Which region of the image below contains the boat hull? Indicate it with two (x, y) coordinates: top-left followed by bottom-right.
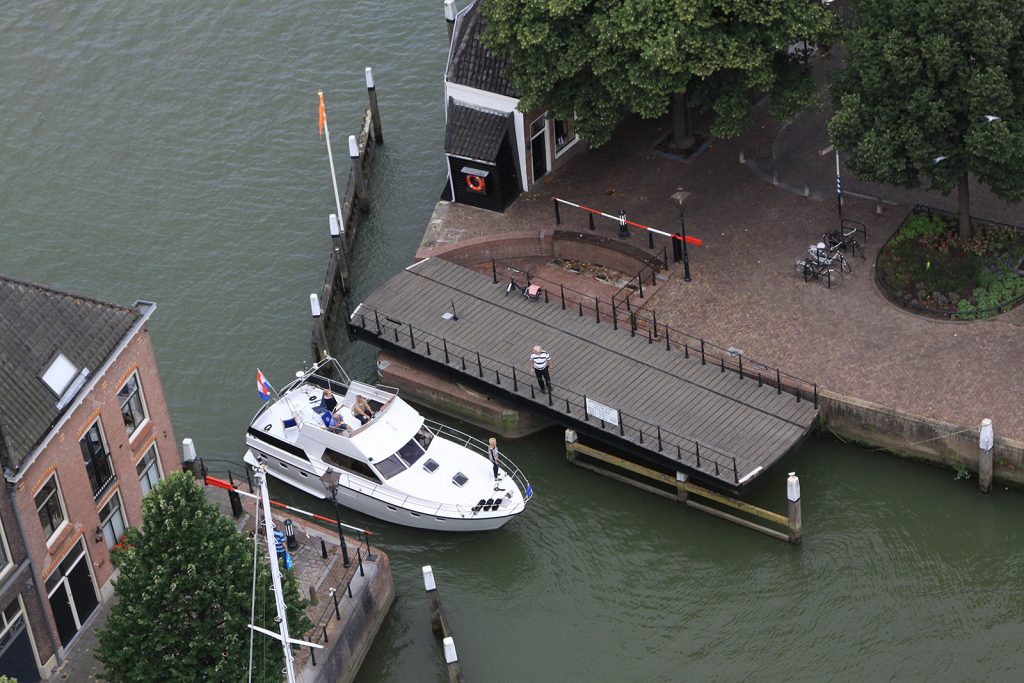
(244, 450), (518, 532)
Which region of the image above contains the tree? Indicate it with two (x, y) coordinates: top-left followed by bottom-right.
(481, 0), (833, 148)
(829, 0), (1024, 237)
(97, 472), (312, 683)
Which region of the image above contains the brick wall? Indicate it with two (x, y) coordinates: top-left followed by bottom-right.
(12, 325), (181, 614)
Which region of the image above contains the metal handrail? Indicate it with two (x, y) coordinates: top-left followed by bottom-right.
(421, 418), (533, 502)
(353, 307), (753, 483)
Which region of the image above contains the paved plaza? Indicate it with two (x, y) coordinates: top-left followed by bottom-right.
(434, 98), (1024, 443)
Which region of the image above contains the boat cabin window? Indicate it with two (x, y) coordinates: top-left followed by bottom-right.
(323, 449), (381, 483)
(374, 454), (407, 480)
(423, 459), (440, 473)
(396, 438), (425, 467)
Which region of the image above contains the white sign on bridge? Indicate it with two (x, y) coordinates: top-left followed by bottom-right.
(585, 398), (619, 426)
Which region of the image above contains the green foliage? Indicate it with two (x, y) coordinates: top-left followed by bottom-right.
(954, 460), (971, 480)
(0, 675), (17, 683)
(829, 1), (1024, 216)
(482, 0), (834, 146)
(879, 210), (1024, 317)
(97, 473), (312, 683)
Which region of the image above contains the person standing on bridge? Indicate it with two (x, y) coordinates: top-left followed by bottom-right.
(530, 345), (552, 393)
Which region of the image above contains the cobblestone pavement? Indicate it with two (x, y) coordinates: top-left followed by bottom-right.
(436, 99), (1024, 442)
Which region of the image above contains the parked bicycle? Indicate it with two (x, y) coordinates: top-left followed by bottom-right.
(794, 243), (845, 288)
(822, 218), (868, 259)
(506, 267), (543, 301)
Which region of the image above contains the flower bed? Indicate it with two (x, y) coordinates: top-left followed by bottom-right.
(876, 207), (1024, 320)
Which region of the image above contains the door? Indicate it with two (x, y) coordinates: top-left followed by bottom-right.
(46, 540), (99, 646)
(530, 115), (548, 184)
(0, 603), (42, 683)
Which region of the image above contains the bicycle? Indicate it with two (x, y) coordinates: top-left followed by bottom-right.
(822, 218), (868, 259)
(506, 267), (542, 301)
(794, 243), (844, 288)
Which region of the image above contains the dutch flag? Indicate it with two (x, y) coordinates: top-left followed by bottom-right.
(256, 369), (272, 401)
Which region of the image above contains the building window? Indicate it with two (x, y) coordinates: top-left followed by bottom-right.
(80, 422), (115, 499)
(554, 118), (577, 153)
(98, 493), (126, 549)
(117, 372), (148, 437)
(35, 476), (67, 543)
(136, 445), (162, 496)
(0, 517), (10, 578)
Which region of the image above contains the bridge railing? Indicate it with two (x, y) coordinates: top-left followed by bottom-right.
(490, 264), (818, 406)
(352, 306), (752, 483)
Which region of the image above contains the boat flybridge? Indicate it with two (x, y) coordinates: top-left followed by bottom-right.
(243, 357), (532, 531)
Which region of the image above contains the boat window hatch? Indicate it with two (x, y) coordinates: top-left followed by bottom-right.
(452, 472), (468, 487)
(375, 454), (408, 480)
(423, 459), (439, 473)
(396, 438), (425, 467)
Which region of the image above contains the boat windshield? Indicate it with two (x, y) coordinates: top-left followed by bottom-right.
(396, 438), (425, 467)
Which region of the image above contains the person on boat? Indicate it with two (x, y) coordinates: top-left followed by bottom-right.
(321, 409), (352, 435)
(488, 437), (503, 490)
(353, 396), (375, 424)
(319, 389), (339, 414)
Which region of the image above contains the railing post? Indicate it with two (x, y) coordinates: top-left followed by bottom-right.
(662, 245), (669, 270)
(813, 384), (818, 408)
(578, 300), (583, 317)
(733, 457), (738, 484)
(393, 326), (399, 343)
(357, 548), (365, 577)
(618, 410), (625, 436)
(512, 367), (518, 392)
(331, 588), (341, 620)
(426, 341), (431, 357)
(495, 369), (501, 385)
(491, 259), (498, 284)
(588, 213), (595, 231)
(560, 284), (566, 310)
(408, 323), (415, 349)
(647, 328), (652, 344)
(720, 357), (725, 373)
(565, 398), (571, 414)
(700, 339), (705, 365)
(461, 355), (466, 372)
(612, 305), (618, 330)
(757, 372), (762, 387)
(374, 310), (382, 335)
(594, 297), (600, 323)
(638, 274), (645, 298)
(477, 352), (483, 377)
(666, 327), (671, 351)
(583, 396), (589, 421)
(648, 228), (655, 249)
(652, 310), (657, 335)
(738, 355), (743, 379)
(554, 198), (561, 224)
(443, 339), (450, 364)
(695, 442), (701, 468)
(548, 388), (554, 407)
(630, 313), (636, 337)
(776, 368), (782, 395)
(657, 426), (662, 451)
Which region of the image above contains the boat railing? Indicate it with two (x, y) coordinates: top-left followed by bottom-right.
(339, 472), (525, 517)
(421, 418), (534, 502)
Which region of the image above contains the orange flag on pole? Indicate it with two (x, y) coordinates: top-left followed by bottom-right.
(318, 91), (326, 139)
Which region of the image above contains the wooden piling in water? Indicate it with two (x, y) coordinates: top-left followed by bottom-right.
(979, 418), (994, 494)
(423, 564), (465, 681)
(365, 67), (383, 143)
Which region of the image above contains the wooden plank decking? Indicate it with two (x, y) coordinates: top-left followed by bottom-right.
(349, 257), (818, 492)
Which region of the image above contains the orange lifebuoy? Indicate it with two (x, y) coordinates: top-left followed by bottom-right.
(466, 174), (486, 193)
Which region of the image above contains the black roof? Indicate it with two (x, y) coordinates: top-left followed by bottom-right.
(0, 276), (141, 472)
(445, 99), (512, 163)
(447, 1), (517, 98)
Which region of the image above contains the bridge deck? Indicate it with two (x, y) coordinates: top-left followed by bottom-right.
(350, 258), (818, 492)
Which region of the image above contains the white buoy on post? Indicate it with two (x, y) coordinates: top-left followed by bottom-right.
(365, 67), (383, 143)
(329, 213), (341, 238)
(423, 565), (442, 632)
(443, 636), (462, 683)
(349, 133), (367, 202)
(444, 0), (457, 42)
(310, 293), (326, 358)
(181, 437), (198, 476)
(979, 418), (994, 494)
(786, 472), (802, 544)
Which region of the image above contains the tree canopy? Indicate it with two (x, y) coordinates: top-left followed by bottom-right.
(97, 472), (311, 683)
(481, 0), (833, 146)
(829, 0), (1024, 235)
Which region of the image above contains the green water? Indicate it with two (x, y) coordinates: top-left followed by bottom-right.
(2, 2), (1023, 681)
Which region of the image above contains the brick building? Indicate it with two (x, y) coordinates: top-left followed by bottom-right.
(0, 276), (181, 680)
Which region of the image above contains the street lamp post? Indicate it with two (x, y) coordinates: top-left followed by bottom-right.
(320, 470), (351, 568)
(679, 206), (692, 282)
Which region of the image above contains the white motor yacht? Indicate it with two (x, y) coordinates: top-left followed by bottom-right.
(243, 357), (532, 531)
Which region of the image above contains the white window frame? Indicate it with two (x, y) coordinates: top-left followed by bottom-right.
(553, 116), (580, 158)
(117, 371), (149, 440)
(0, 514), (12, 581)
(35, 475), (69, 548)
(136, 444), (163, 496)
(98, 492), (127, 549)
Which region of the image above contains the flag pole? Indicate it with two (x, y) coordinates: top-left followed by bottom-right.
(319, 91), (347, 252)
(835, 149), (843, 219)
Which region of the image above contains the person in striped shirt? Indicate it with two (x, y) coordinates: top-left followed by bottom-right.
(530, 345), (552, 393)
